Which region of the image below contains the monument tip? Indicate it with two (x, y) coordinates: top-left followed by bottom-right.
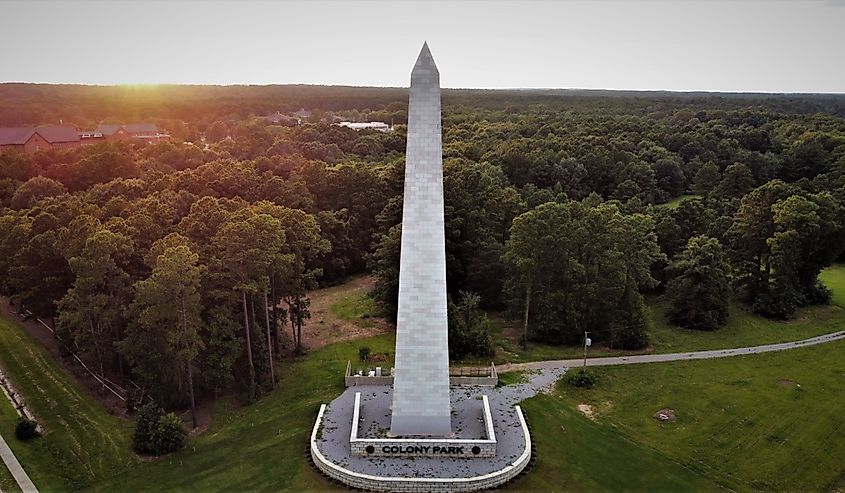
(414, 42), (438, 72)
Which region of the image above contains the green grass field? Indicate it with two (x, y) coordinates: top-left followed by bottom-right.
(549, 339), (845, 492)
(329, 292), (382, 328)
(647, 297), (845, 351)
(482, 298), (845, 366)
(0, 316), (136, 491)
(820, 263), (845, 308)
(90, 338), (845, 492)
(511, 394), (724, 492)
(658, 194), (701, 209)
(87, 331), (732, 493)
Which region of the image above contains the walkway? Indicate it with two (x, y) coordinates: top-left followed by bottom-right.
(500, 330), (845, 372)
(0, 431), (38, 493)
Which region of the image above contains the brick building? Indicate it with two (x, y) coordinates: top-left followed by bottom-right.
(0, 125), (82, 154)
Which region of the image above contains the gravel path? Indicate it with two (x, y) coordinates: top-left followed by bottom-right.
(500, 330), (845, 372)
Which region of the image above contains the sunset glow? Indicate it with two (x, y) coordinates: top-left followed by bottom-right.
(2, 0), (844, 92)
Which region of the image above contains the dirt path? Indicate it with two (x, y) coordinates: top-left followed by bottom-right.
(296, 275), (393, 351)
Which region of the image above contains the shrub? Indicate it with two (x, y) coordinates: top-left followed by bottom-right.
(15, 417), (39, 441)
(150, 413), (187, 455)
(566, 369), (597, 389)
(358, 346), (371, 361)
(753, 289), (799, 320)
(132, 403), (161, 454)
(132, 404), (187, 456)
(804, 280), (832, 305)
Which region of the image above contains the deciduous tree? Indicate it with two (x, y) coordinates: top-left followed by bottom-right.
(666, 236), (731, 330)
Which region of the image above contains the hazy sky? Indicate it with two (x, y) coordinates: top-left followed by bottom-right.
(2, 0), (844, 93)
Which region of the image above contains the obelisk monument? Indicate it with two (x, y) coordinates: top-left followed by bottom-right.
(390, 42), (452, 437)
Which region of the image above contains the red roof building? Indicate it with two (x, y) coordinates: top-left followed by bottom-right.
(0, 125), (82, 154)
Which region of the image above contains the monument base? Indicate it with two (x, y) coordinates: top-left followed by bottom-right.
(310, 383), (539, 493)
(351, 392), (496, 457)
(311, 404), (530, 492)
(388, 415), (453, 438)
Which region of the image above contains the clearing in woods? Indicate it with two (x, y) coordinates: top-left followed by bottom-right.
(298, 274), (391, 350)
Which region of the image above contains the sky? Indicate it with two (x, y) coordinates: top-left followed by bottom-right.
(1, 0), (844, 93)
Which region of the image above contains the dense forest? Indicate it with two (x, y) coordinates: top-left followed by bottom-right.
(1, 84), (845, 422)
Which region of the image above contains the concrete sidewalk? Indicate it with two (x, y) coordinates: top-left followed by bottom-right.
(501, 330), (845, 372)
(0, 431), (38, 493)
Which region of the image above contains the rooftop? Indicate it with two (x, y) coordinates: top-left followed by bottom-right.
(0, 125), (80, 145)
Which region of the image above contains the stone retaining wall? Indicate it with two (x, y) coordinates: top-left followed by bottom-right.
(345, 362), (499, 387)
(310, 403), (532, 492)
(0, 367), (40, 432)
(345, 375), (499, 387)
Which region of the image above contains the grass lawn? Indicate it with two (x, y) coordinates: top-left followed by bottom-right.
(658, 194), (701, 209)
(647, 297), (845, 352)
(0, 316), (136, 491)
(320, 270), (845, 367)
(511, 394), (724, 492)
(495, 370), (528, 387)
(483, 299), (845, 366)
(329, 291), (382, 328)
(3, 267), (845, 491)
(86, 335), (396, 492)
(88, 332), (731, 492)
(820, 263), (845, 308)
(2, 301), (843, 491)
(549, 339), (845, 492)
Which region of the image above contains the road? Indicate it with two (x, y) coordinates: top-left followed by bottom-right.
(500, 330), (845, 372)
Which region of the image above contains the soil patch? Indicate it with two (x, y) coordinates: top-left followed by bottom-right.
(296, 275), (392, 351)
(577, 403), (595, 420)
(654, 408), (676, 422)
(778, 379), (796, 387)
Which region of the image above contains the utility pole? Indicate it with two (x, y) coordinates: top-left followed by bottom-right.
(583, 331), (592, 369)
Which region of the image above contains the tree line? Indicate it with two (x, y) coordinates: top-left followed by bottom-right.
(1, 89), (844, 420)
(371, 99), (845, 350)
(0, 137), (392, 424)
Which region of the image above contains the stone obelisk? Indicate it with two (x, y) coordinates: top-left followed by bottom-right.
(390, 43), (452, 437)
